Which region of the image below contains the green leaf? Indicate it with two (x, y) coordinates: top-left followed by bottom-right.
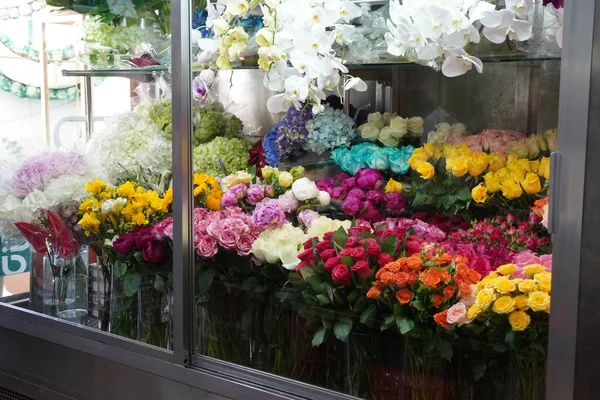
(333, 318), (353, 342)
(321, 318), (333, 329)
(196, 268), (216, 295)
(154, 275), (166, 293)
(306, 275), (323, 292)
(381, 315), (395, 330)
(113, 260), (127, 278)
(473, 360), (488, 381)
(505, 329), (516, 346)
(261, 266), (281, 280)
(316, 294), (331, 305)
(332, 226), (348, 249)
(134, 251), (144, 264)
(456, 186), (472, 201)
(412, 299), (425, 311)
(529, 342), (546, 355)
(396, 316), (415, 334)
(360, 303), (377, 327)
(242, 276), (259, 293)
(123, 273), (141, 297)
(437, 341), (454, 361)
(381, 235), (398, 257)
(341, 256), (354, 266)
(300, 266), (316, 280)
(288, 272), (301, 281)
(413, 191), (429, 207)
(311, 326), (327, 347)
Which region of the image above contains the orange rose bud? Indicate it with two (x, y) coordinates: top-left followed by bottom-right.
(432, 293), (444, 308)
(434, 310), (451, 328)
(367, 283), (385, 299)
(395, 289), (413, 305)
(440, 269), (451, 283)
(453, 255), (469, 266)
(422, 270), (441, 287)
(379, 271), (396, 284)
(465, 269), (482, 285)
(394, 271), (409, 286)
(456, 263), (469, 277)
(443, 285), (455, 299)
(406, 255), (424, 271)
(408, 272), (418, 285)
(386, 261), (401, 272)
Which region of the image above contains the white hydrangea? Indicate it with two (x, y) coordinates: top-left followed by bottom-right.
(86, 112), (172, 183)
(21, 174), (91, 213)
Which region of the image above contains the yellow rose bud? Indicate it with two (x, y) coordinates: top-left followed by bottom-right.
(494, 277), (517, 294)
(385, 178), (403, 193)
(521, 173), (542, 195)
(509, 167), (526, 182)
(483, 172), (501, 193)
(500, 179), (523, 200)
(451, 157), (469, 177)
(483, 277), (498, 289)
(468, 153), (489, 177)
(523, 264), (545, 276)
(529, 159), (540, 174)
(497, 263), (517, 276)
(278, 171), (294, 188)
(423, 143), (438, 158)
(534, 272), (552, 293)
(488, 154), (506, 172)
(494, 168), (510, 181)
(508, 310), (531, 331)
(475, 288), (496, 310)
(471, 183), (488, 204)
(408, 149), (429, 169)
(467, 305), (482, 320)
(518, 279), (538, 293)
(416, 162), (435, 180)
(539, 157), (550, 180)
(527, 291), (551, 312)
(492, 296), (517, 314)
(514, 295), (529, 310)
(538, 281), (551, 293)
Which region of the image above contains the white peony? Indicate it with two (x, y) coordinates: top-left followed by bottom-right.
(317, 191), (331, 206)
(291, 178), (320, 201)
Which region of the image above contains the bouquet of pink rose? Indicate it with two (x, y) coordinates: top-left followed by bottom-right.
(440, 215), (551, 276)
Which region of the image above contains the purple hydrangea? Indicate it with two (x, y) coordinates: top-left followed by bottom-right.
(274, 105), (314, 160)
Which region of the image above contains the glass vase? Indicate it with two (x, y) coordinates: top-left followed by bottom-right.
(195, 281), (251, 366)
(508, 352), (547, 400)
(343, 332), (382, 399)
(373, 335), (454, 400)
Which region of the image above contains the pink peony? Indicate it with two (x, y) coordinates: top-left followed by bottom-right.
(298, 209), (320, 228)
(275, 191), (299, 213)
(253, 200), (286, 230)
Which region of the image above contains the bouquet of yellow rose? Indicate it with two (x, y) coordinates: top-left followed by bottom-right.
(440, 263), (551, 400)
(407, 143), (550, 218)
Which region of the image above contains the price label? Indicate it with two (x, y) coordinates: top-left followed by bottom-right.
(1, 238), (31, 276)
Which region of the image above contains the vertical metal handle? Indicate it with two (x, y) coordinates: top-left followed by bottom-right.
(548, 151), (561, 234)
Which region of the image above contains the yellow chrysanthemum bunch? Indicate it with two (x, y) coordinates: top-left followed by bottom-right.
(466, 263), (551, 332)
(78, 179), (172, 237)
(193, 173), (223, 211)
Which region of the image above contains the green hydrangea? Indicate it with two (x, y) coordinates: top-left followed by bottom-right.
(193, 137), (250, 176)
(82, 18), (147, 52)
(193, 102), (243, 145)
(137, 99), (173, 137)
(139, 100), (244, 146)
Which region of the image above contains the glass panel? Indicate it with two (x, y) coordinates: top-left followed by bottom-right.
(0, 1), (174, 348)
(190, 1), (558, 399)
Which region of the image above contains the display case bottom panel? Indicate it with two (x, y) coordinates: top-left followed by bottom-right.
(0, 327), (231, 400)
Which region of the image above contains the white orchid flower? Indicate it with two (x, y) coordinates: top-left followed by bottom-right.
(442, 47), (483, 77)
(505, 0), (534, 19)
(482, 9), (533, 44)
(468, 1), (495, 22)
(225, 0), (249, 17)
(344, 77), (368, 92)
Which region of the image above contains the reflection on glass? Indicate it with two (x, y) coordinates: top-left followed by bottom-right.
(0, 0), (173, 349)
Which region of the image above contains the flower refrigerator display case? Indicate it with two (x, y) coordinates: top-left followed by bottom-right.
(0, 0), (596, 400)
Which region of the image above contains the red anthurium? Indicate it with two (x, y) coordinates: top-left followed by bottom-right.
(14, 222), (50, 255)
(46, 210), (78, 257)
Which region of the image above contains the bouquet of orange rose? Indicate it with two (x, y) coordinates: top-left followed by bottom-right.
(367, 250), (482, 398)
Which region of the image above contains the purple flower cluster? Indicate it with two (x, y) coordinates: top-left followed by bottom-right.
(317, 168), (407, 222)
(11, 151), (86, 198)
(272, 105), (314, 161)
